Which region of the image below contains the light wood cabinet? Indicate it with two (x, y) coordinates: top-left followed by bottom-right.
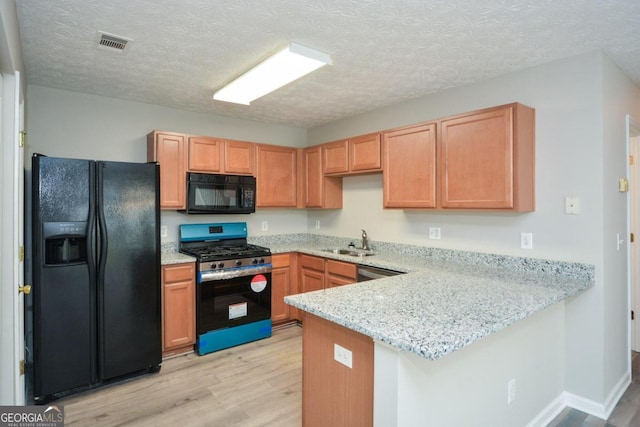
(326, 259), (357, 288)
(383, 123), (437, 208)
(439, 103), (534, 211)
(187, 136), (254, 175)
(323, 133), (382, 175)
(161, 262), (195, 357)
(300, 254), (326, 293)
(302, 313), (374, 427)
(225, 140), (255, 175)
(187, 136), (222, 172)
(322, 140), (349, 174)
(304, 146), (342, 208)
(147, 131), (187, 210)
(256, 144), (298, 207)
(272, 253), (292, 324)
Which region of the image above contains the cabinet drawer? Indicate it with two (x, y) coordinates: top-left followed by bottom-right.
(272, 253), (290, 269)
(326, 259), (357, 280)
(300, 254), (325, 271)
(163, 263), (195, 283)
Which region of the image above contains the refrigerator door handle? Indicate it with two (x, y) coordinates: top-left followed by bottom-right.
(96, 163), (109, 278)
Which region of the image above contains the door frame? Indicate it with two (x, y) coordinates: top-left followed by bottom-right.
(628, 115), (640, 356)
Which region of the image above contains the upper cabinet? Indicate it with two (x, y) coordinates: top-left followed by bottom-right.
(323, 133), (382, 175)
(256, 144), (299, 208)
(304, 146), (342, 209)
(383, 123), (437, 209)
(439, 103), (534, 211)
(148, 102), (534, 213)
(147, 131), (186, 209)
(187, 136), (254, 175)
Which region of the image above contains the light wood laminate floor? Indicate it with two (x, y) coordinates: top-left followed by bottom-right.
(58, 324), (640, 427)
(58, 324), (302, 427)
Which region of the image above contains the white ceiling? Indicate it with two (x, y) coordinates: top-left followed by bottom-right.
(14, 0), (640, 129)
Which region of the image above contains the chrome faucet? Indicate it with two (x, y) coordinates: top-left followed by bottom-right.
(361, 229), (370, 251)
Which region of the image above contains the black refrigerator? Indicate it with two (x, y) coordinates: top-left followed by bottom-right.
(31, 154), (162, 402)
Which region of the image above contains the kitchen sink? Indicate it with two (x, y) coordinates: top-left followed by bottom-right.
(321, 248), (375, 257)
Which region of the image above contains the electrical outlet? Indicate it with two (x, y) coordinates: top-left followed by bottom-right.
(507, 378), (516, 404)
(160, 226), (168, 238)
(315, 220), (320, 229)
(334, 344), (353, 368)
(565, 196), (581, 214)
(520, 232), (533, 249)
(261, 221), (268, 231)
(428, 227), (441, 240)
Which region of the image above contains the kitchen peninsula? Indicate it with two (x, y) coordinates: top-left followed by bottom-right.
(279, 235), (594, 427)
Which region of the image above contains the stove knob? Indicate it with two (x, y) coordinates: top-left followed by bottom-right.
(252, 259), (258, 265)
(259, 258), (265, 264)
(218, 262), (225, 269)
(210, 263), (217, 269)
(235, 260), (242, 267)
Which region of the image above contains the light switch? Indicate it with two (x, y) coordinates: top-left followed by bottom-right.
(565, 197), (580, 215)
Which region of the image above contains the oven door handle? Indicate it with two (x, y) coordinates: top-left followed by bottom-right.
(199, 265), (272, 282)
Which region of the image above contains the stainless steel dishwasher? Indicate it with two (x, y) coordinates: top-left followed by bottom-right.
(357, 265), (404, 282)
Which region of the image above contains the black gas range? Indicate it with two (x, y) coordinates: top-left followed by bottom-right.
(179, 222), (272, 355)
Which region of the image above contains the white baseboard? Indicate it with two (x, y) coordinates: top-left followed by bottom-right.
(526, 370), (631, 426)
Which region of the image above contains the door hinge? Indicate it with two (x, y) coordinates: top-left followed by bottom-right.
(19, 131), (26, 148)
(631, 155), (635, 166)
(19, 360), (25, 375)
(632, 310), (635, 320)
(632, 233), (635, 243)
(18, 245), (24, 262)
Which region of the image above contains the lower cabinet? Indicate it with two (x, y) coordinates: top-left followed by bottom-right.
(326, 259), (357, 287)
(272, 253), (302, 324)
(300, 254), (326, 293)
(161, 263), (195, 357)
(302, 313), (374, 427)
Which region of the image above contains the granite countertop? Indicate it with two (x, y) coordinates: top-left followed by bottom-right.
(255, 234), (594, 361)
(160, 243), (196, 265)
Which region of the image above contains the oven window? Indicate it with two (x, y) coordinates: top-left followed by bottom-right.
(197, 273), (271, 334)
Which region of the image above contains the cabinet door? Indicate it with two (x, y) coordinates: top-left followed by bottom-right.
(323, 140), (349, 174)
(188, 136), (222, 173)
(147, 131), (186, 209)
(383, 123), (436, 208)
(439, 103), (534, 210)
(301, 268), (325, 293)
(162, 263), (195, 353)
(271, 254), (291, 324)
(350, 133), (381, 172)
(256, 144), (297, 207)
(224, 140), (255, 175)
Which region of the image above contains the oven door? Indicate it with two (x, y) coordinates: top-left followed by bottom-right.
(197, 271), (271, 335)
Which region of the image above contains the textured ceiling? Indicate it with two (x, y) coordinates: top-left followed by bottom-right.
(14, 0), (640, 128)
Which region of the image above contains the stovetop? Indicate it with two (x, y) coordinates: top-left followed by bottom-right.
(180, 243), (271, 263)
(178, 222), (271, 266)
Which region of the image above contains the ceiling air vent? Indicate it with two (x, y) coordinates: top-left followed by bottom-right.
(95, 31), (133, 54)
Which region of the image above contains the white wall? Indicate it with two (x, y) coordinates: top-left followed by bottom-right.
(24, 86), (310, 241)
(307, 52), (604, 263)
(307, 50), (640, 410)
(374, 303), (565, 427)
(601, 55), (640, 397)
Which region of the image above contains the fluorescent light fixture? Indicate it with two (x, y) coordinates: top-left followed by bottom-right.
(213, 43), (332, 105)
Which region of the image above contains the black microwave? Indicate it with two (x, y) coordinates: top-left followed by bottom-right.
(182, 173), (256, 214)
